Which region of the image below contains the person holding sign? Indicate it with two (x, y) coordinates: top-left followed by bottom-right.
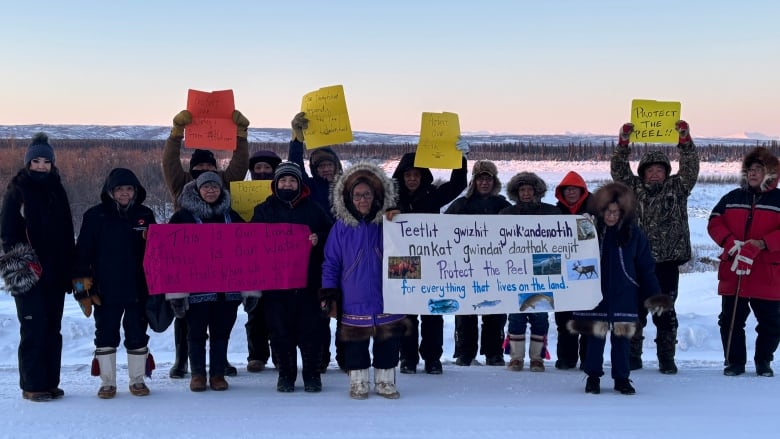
(320, 162), (406, 399)
(444, 160), (511, 367)
(162, 108), (249, 379)
(244, 150), (282, 373)
(250, 161), (333, 393)
(611, 120), (699, 374)
(392, 149), (468, 375)
(499, 172), (559, 372)
(553, 171), (593, 370)
(290, 111), (343, 372)
(708, 147), (780, 377)
(568, 182), (670, 395)
(73, 168), (156, 399)
(1, 133), (75, 402)
(166, 172), (245, 392)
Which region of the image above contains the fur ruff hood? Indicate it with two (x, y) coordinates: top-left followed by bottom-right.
(177, 179), (233, 220)
(589, 182), (636, 224)
(331, 162), (397, 227)
(741, 147), (779, 192)
(506, 172), (546, 203)
(466, 160), (501, 198)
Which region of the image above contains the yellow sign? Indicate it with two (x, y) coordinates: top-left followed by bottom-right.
(300, 85), (353, 149)
(414, 112), (462, 169)
(630, 99), (682, 144)
(230, 180), (273, 221)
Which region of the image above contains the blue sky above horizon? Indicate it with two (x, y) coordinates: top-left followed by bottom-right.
(2, 1), (778, 138)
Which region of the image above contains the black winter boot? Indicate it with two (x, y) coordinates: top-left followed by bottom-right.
(656, 330), (678, 375)
(614, 378), (636, 395)
(276, 350), (298, 392)
(756, 360), (774, 377)
(169, 319), (189, 379)
(585, 376), (600, 394)
(629, 334), (644, 371)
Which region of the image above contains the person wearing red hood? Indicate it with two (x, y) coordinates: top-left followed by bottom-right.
(553, 171), (592, 370)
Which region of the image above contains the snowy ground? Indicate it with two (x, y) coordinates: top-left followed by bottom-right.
(1, 160), (777, 438)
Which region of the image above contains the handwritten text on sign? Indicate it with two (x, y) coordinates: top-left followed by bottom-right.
(300, 85), (353, 149)
(186, 89), (236, 151)
(630, 99), (681, 144)
(414, 112), (462, 169)
(382, 214), (602, 315)
(143, 223), (311, 294)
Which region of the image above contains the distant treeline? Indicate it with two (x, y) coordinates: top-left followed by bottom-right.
(0, 138), (777, 231)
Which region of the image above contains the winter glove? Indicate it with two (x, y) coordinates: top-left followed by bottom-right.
(675, 120), (691, 145)
(644, 294), (674, 317)
(318, 288), (341, 318)
(731, 242), (761, 276)
(291, 112), (308, 142)
(727, 239), (744, 257)
(171, 110), (192, 138)
(72, 277), (101, 318)
(455, 136), (470, 156)
(169, 297), (189, 319)
(618, 123), (634, 147)
(232, 110), (250, 138)
(241, 290), (262, 313)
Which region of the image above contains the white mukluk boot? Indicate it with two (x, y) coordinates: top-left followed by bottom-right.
(507, 335), (525, 371)
(349, 368), (370, 400)
(96, 347), (117, 399)
(529, 335), (546, 372)
(128, 347), (151, 396)
(374, 368), (400, 399)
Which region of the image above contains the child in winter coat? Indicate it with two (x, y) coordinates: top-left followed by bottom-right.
(568, 182), (672, 395)
(73, 168), (157, 399)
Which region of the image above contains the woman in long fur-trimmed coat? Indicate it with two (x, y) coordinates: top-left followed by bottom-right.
(319, 162), (406, 400)
(567, 182), (670, 395)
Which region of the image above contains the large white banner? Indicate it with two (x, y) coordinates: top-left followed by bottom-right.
(382, 214), (602, 315)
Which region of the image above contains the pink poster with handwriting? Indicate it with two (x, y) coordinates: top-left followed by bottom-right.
(143, 223), (311, 294)
(185, 89), (236, 151)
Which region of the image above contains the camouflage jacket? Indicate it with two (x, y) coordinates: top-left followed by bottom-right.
(610, 142), (699, 264)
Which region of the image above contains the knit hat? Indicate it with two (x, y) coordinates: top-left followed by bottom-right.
(190, 149), (217, 170)
(195, 171), (224, 190)
(274, 161), (303, 183)
(24, 132), (55, 166)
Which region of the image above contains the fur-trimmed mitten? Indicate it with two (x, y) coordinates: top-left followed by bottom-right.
(318, 288), (341, 318)
(232, 110), (250, 138)
(73, 277), (101, 318)
(644, 294), (675, 317)
(291, 112), (308, 142)
(566, 320), (609, 339)
(618, 123), (634, 147)
(171, 110), (192, 138)
(0, 243), (42, 296)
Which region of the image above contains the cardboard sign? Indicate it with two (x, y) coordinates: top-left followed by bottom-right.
(382, 214), (602, 314)
(300, 85), (353, 149)
(630, 99), (682, 144)
(143, 223), (311, 294)
(414, 112), (462, 169)
(230, 180), (273, 222)
(185, 89), (236, 151)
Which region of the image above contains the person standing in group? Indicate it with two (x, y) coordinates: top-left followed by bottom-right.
(320, 162), (407, 399)
(245, 150), (282, 373)
(289, 112), (343, 372)
(611, 120), (699, 374)
(166, 172), (244, 392)
(499, 172), (558, 372)
(708, 147), (780, 377)
(0, 133), (76, 402)
(161, 109), (249, 379)
(568, 182), (671, 395)
(73, 168), (156, 399)
(392, 144), (469, 375)
(251, 161), (332, 393)
(553, 171), (592, 370)
(445, 160), (510, 367)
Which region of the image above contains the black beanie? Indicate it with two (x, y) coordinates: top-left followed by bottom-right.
(25, 132), (55, 166)
(190, 149), (217, 170)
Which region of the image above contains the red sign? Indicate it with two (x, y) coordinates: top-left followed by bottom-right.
(185, 89), (236, 151)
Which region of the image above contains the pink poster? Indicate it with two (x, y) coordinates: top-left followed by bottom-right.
(185, 89), (236, 151)
(143, 223), (312, 294)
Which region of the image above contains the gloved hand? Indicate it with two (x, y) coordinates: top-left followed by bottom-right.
(455, 137), (470, 156)
(232, 110), (250, 138)
(243, 296), (259, 313)
(727, 240), (744, 257)
(675, 120), (691, 145)
(291, 112), (308, 142)
(618, 123), (634, 147)
(72, 277), (101, 318)
(731, 242), (761, 276)
(171, 110), (192, 138)
(644, 294), (674, 317)
(169, 297), (189, 319)
(318, 288), (341, 318)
